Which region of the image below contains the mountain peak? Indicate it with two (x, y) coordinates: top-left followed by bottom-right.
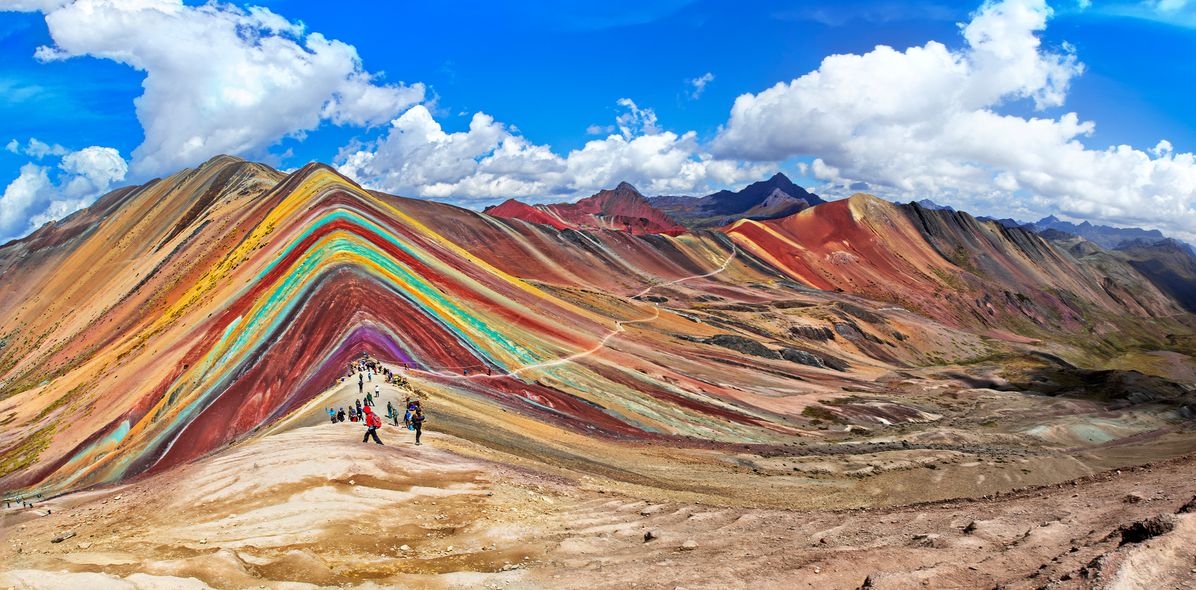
(487, 182), (684, 235)
(614, 181), (641, 194)
(646, 171), (821, 228)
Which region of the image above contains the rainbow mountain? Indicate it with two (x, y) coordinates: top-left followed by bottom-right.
(1, 156), (1193, 497)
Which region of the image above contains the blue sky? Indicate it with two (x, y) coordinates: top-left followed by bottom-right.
(1, 0), (1194, 242)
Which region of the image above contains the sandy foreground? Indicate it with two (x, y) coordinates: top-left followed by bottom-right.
(2, 416), (1195, 590)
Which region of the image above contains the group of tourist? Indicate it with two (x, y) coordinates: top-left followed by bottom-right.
(3, 493), (42, 510)
(325, 354), (426, 446)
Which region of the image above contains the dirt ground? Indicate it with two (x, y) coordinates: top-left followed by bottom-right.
(3, 418), (1195, 590)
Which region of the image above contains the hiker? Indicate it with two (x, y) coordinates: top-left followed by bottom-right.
(326, 407), (336, 423)
(358, 373), (364, 393)
(374, 384), (380, 398)
(411, 409), (426, 445)
(386, 400), (395, 421)
(355, 398), (363, 416)
(337, 407), (346, 422)
(362, 406), (383, 445)
(364, 391), (373, 407)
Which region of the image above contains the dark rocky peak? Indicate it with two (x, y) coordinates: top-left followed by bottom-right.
(613, 181), (642, 195)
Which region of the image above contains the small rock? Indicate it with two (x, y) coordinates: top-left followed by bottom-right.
(400, 544), (411, 552)
(963, 521), (978, 534)
(680, 539), (698, 551)
(446, 545), (454, 552)
(644, 529), (660, 542)
(113, 495), (121, 501)
(911, 533), (946, 548)
(1116, 515), (1176, 546)
(77, 542), (92, 550)
(50, 531), (76, 543)
(199, 538), (207, 545)
(1123, 493), (1144, 504)
(349, 480), (356, 485)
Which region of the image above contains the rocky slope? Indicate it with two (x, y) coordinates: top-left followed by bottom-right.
(1115, 238), (1196, 313)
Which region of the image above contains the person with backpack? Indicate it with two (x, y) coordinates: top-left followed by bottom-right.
(326, 407), (336, 423)
(337, 407), (346, 422)
(411, 409), (426, 445)
(362, 406), (383, 445)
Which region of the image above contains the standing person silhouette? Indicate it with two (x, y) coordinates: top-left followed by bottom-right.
(411, 409), (426, 445)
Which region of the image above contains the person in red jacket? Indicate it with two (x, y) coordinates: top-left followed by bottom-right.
(362, 405), (383, 445)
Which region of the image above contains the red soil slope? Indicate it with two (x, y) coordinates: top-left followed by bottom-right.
(724, 194), (1180, 332)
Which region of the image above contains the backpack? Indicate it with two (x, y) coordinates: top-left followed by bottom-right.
(367, 413), (382, 428)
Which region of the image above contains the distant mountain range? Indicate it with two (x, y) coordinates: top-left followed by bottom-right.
(485, 172), (824, 235)
(484, 181), (687, 236)
(1025, 215), (1172, 250)
(648, 173), (825, 228)
(917, 200), (1196, 257)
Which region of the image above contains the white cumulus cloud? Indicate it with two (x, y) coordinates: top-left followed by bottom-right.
(337, 101), (769, 203)
(5, 0), (424, 176)
(713, 0), (1196, 240)
(0, 142), (128, 241)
